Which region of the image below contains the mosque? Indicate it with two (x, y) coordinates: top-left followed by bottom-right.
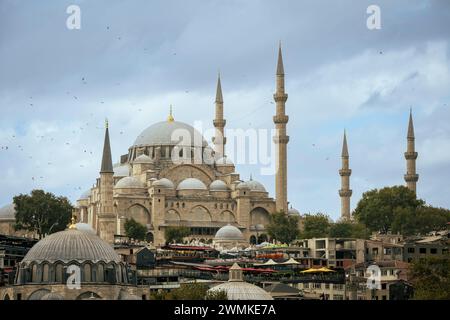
(74, 46), (299, 246)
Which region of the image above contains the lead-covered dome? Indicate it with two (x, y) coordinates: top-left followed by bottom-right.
(209, 180), (229, 191)
(133, 154), (152, 163)
(215, 224), (244, 240)
(177, 178), (207, 190)
(153, 178), (174, 189)
(0, 203), (15, 219)
(288, 207), (301, 216)
(22, 229), (121, 263)
(115, 176), (146, 189)
(246, 180), (266, 192)
(78, 190), (91, 201)
(133, 121), (207, 148)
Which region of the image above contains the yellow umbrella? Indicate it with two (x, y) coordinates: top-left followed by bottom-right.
(317, 267), (336, 273)
(300, 268), (321, 273)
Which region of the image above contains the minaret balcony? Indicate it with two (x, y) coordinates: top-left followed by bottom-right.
(213, 119), (226, 127)
(212, 136), (227, 144)
(273, 135), (290, 144)
(273, 93), (288, 102)
(339, 169), (352, 176)
(404, 151), (418, 160)
(273, 115), (289, 124)
(404, 174), (419, 182)
(339, 189), (353, 197)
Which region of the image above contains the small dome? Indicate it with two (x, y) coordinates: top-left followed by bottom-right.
(115, 176), (146, 189)
(153, 178), (174, 189)
(209, 180), (229, 191)
(0, 203), (15, 219)
(216, 156), (234, 166)
(75, 222), (96, 234)
(288, 207), (301, 216)
(177, 178), (207, 190)
(78, 190), (91, 201)
(114, 164), (130, 177)
(209, 281), (273, 300)
(246, 180), (266, 192)
(236, 182), (250, 190)
(134, 154), (152, 164)
(215, 224), (244, 240)
(22, 229), (121, 263)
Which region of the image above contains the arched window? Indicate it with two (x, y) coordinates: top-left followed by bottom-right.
(42, 264), (49, 282)
(97, 264), (104, 282)
(83, 264), (91, 282)
(31, 264), (38, 283)
(55, 264), (63, 283)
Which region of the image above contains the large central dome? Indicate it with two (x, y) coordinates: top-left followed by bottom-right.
(133, 121), (208, 148)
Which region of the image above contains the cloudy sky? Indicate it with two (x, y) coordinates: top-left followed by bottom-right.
(0, 0), (449, 221)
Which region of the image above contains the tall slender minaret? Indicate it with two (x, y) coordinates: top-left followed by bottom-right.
(339, 131), (352, 220)
(98, 119), (115, 244)
(273, 44), (289, 213)
(213, 73), (226, 158)
(404, 110), (419, 194)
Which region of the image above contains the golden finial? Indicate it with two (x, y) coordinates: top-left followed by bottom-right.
(105, 118), (109, 129)
(167, 104), (174, 123)
(68, 213), (77, 230)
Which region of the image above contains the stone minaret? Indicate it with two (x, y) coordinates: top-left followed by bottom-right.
(213, 73), (226, 158)
(404, 110), (419, 194)
(98, 119), (115, 244)
(273, 44), (289, 213)
(339, 131), (352, 220)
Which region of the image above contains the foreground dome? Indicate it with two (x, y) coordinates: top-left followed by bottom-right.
(22, 229), (121, 263)
(133, 121), (207, 148)
(115, 176), (146, 189)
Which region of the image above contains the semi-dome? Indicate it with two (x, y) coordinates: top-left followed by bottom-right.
(246, 180), (266, 192)
(115, 176), (146, 189)
(133, 121), (207, 148)
(133, 154), (152, 163)
(114, 164), (130, 177)
(78, 190), (91, 201)
(153, 178), (174, 189)
(0, 203), (15, 219)
(215, 224), (244, 240)
(177, 178), (207, 190)
(21, 229), (121, 263)
(40, 292), (64, 300)
(209, 180), (229, 191)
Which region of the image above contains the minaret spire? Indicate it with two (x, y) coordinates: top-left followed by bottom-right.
(98, 119), (115, 244)
(273, 43), (289, 213)
(404, 109), (419, 194)
(213, 72), (226, 158)
(100, 119), (113, 173)
(339, 130), (352, 220)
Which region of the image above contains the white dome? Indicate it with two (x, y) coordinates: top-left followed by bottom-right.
(236, 181), (250, 190)
(177, 178), (207, 190)
(209, 180), (229, 191)
(113, 164), (130, 177)
(134, 154), (152, 163)
(153, 178), (174, 189)
(133, 121), (207, 147)
(115, 176), (146, 189)
(209, 281), (273, 300)
(288, 207), (301, 216)
(0, 203), (15, 219)
(216, 156), (234, 166)
(246, 180), (266, 192)
(78, 190), (91, 200)
(215, 224), (244, 240)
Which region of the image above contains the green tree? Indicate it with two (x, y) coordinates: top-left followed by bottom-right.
(124, 218), (147, 241)
(150, 283), (228, 300)
(353, 186), (424, 234)
(267, 211), (299, 244)
(165, 226), (191, 244)
(300, 213), (330, 238)
(329, 221), (370, 239)
(409, 256), (450, 300)
(13, 189), (73, 239)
